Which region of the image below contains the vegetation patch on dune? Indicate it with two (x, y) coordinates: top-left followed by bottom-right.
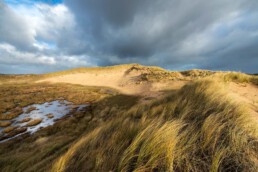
(214, 72), (258, 85)
(181, 69), (215, 78)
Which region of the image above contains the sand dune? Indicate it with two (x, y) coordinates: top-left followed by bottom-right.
(38, 64), (187, 95)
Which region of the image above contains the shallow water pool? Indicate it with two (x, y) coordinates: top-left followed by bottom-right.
(0, 100), (88, 142)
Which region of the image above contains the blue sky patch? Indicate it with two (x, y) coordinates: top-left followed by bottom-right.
(5, 0), (63, 5)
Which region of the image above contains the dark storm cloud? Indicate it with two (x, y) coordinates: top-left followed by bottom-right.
(64, 0), (258, 73)
(0, 0), (258, 73)
(202, 37), (258, 73)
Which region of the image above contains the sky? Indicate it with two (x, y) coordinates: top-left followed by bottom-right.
(0, 0), (257, 74)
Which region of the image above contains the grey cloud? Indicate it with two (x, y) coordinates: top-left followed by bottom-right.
(65, 0), (258, 73)
(202, 37), (258, 73)
(0, 50), (95, 74)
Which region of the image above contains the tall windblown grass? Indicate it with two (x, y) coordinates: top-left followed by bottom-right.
(52, 119), (142, 172)
(52, 79), (258, 172)
(214, 72), (258, 85)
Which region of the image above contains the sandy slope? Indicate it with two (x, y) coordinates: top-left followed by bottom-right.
(38, 68), (145, 94)
(40, 71), (127, 92)
(229, 82), (258, 120)
(37, 65), (187, 95)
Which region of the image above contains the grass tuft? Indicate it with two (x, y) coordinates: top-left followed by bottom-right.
(26, 119), (43, 127)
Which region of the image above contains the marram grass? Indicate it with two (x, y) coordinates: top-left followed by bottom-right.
(52, 79), (258, 172)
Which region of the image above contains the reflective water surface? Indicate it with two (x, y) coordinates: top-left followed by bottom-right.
(0, 100), (88, 142)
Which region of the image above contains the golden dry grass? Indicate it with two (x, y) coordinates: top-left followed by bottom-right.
(0, 65), (258, 172)
(3, 126), (17, 133)
(0, 108), (23, 120)
(0, 80), (130, 171)
(214, 72), (258, 85)
(51, 79), (258, 172)
(0, 121), (12, 127)
(0, 83), (109, 116)
(26, 119), (43, 127)
(25, 107), (37, 114)
(18, 117), (31, 123)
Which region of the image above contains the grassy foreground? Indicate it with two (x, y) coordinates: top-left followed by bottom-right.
(0, 67), (258, 172)
(50, 79), (258, 172)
